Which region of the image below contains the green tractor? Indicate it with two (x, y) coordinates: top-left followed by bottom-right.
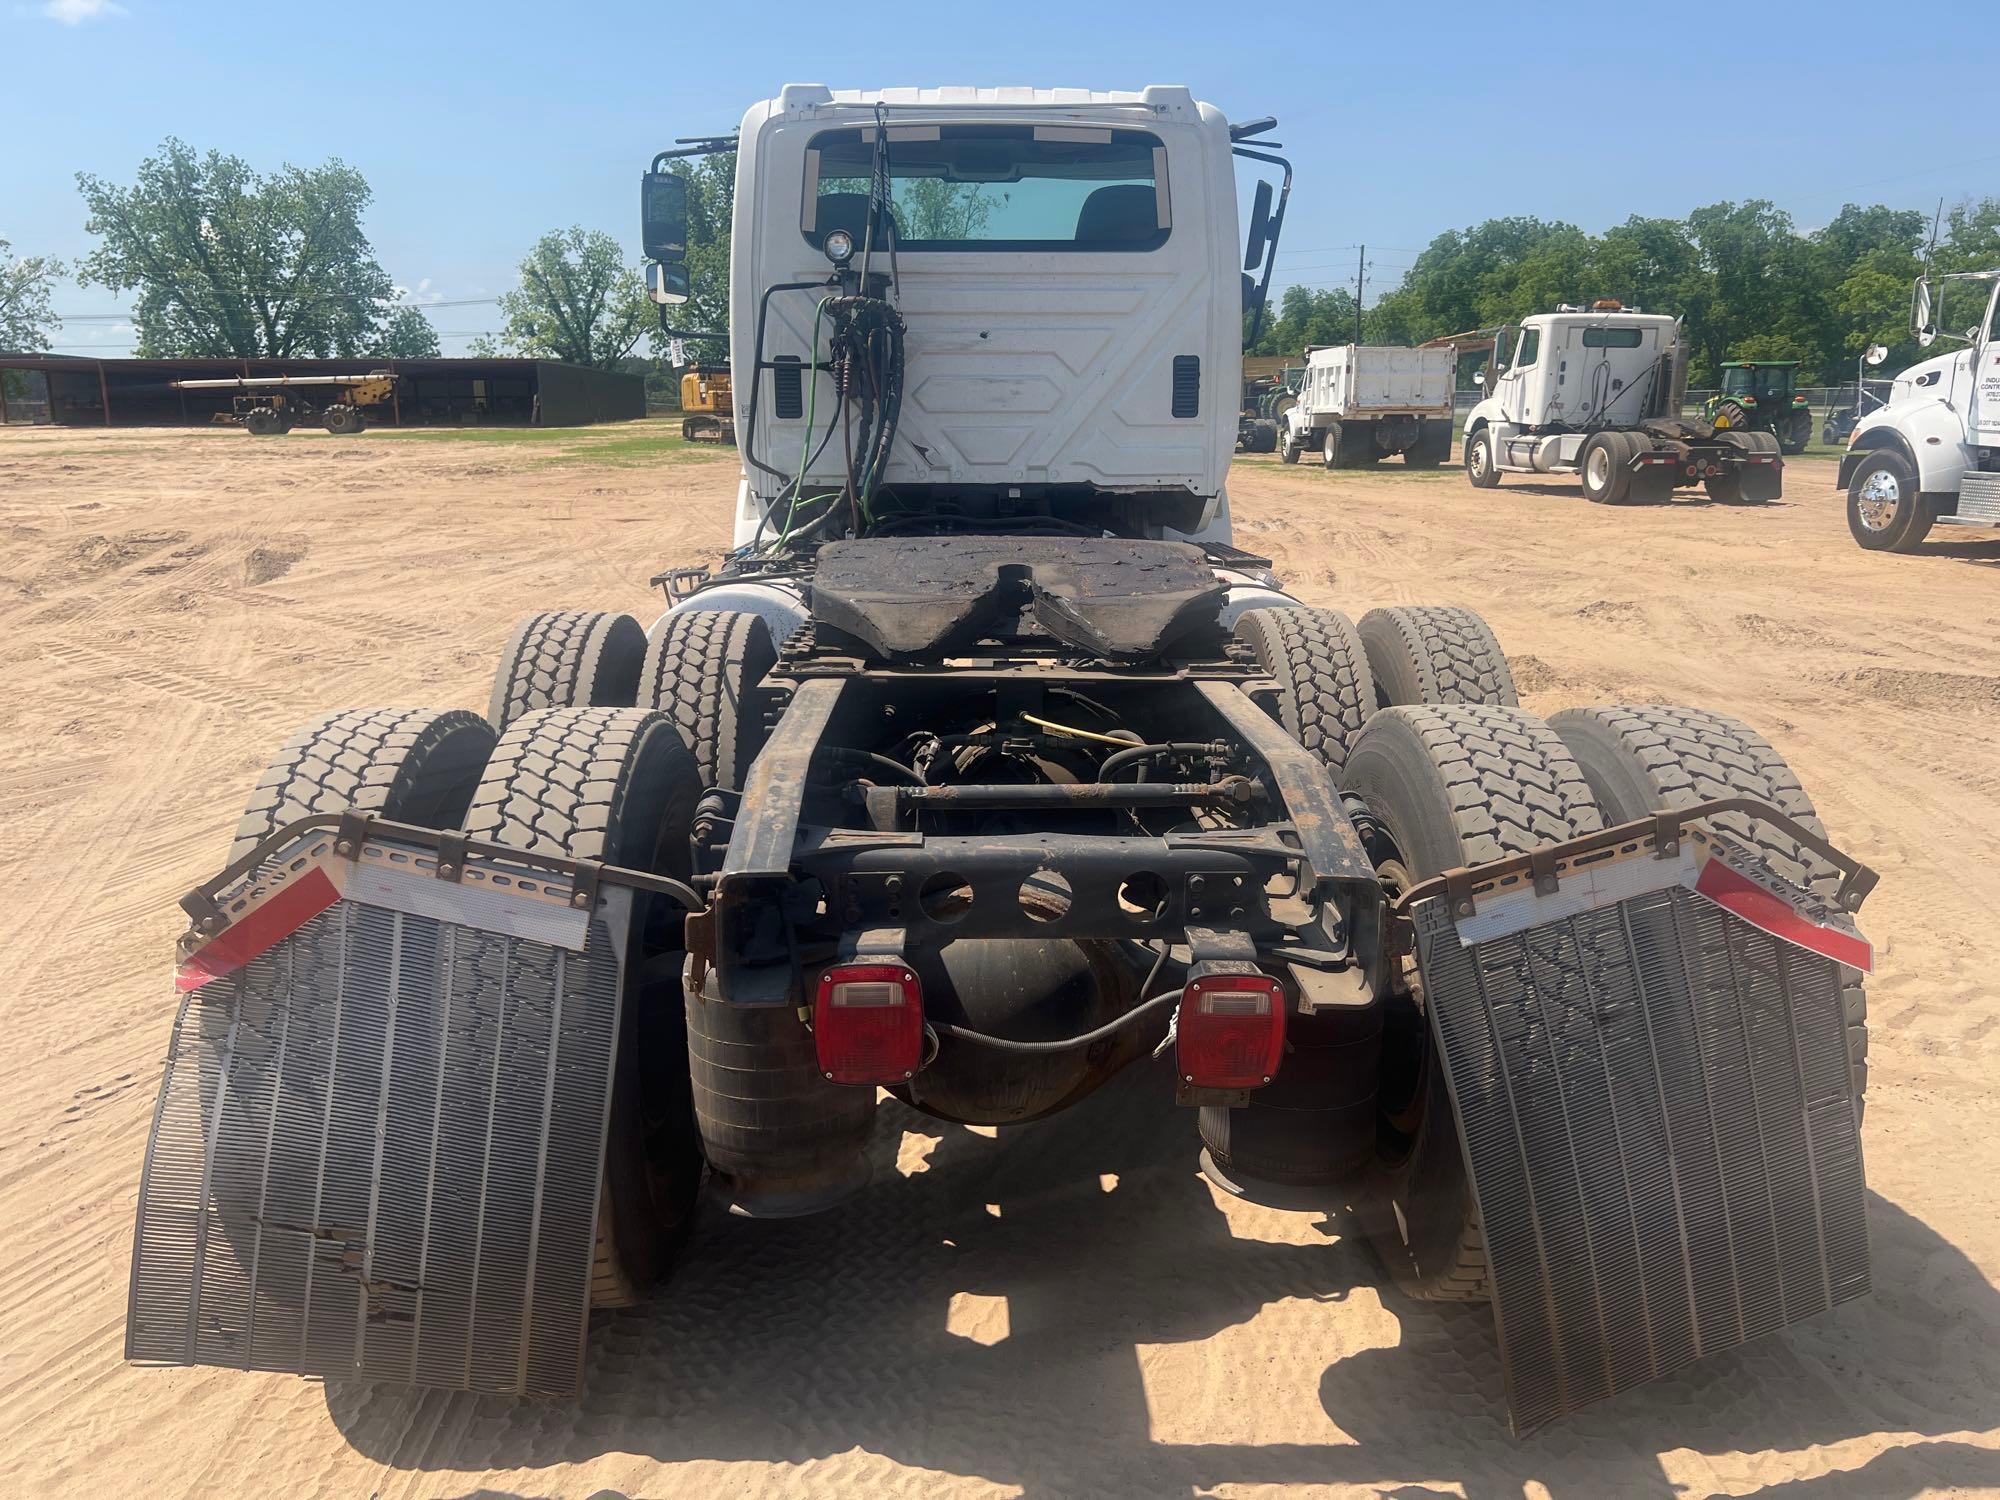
(1704, 360), (1814, 455)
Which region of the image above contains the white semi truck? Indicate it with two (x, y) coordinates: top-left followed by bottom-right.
(1461, 302), (1783, 503)
(1839, 268), (2000, 551)
(125, 85), (1880, 1436)
(1280, 343), (1455, 467)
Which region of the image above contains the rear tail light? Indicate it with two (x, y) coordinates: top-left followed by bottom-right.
(1176, 972), (1286, 1090)
(814, 964), (923, 1085)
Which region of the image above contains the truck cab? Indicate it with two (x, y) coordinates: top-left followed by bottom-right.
(1461, 302), (1781, 504)
(702, 85), (1270, 548)
(1840, 269), (2000, 550)
(1466, 306), (1678, 442)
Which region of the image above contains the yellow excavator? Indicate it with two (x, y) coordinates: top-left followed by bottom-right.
(170, 370), (400, 435)
(678, 364), (735, 444)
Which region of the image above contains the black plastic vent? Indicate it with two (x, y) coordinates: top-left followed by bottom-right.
(1171, 355), (1200, 418)
(773, 356), (803, 419)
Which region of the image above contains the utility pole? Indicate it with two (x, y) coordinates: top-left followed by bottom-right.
(1353, 245), (1367, 345)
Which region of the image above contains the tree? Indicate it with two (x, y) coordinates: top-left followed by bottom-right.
(0, 238), (64, 352)
(1252, 194), (2000, 387)
(75, 138), (407, 358)
(669, 153), (734, 346)
(897, 179), (993, 241)
(376, 304), (440, 358)
(477, 227), (651, 368)
(1247, 284), (1361, 356)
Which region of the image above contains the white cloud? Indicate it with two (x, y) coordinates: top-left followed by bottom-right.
(42, 0), (128, 23)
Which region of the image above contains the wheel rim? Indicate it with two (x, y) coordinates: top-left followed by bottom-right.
(1467, 436), (1486, 476)
(1585, 445), (1610, 490)
(1855, 468), (1902, 530)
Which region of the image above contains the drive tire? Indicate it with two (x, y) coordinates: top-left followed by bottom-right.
(1711, 398), (1751, 432)
(464, 707), (707, 1307)
(1322, 423), (1346, 469)
(1340, 704), (1606, 1301)
(1234, 606), (1375, 777)
(1548, 705), (1869, 1107)
(1846, 449), (1933, 551)
(1579, 431), (1634, 504)
(323, 406), (364, 436)
(487, 609), (648, 732)
(640, 609), (777, 791)
(230, 706), (496, 863)
(1781, 409), (1812, 455)
(1358, 605), (1517, 710)
(1464, 427), (1500, 488)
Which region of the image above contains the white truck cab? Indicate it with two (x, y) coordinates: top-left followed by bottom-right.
(1839, 269), (2000, 551)
(649, 86), (1285, 550)
(1460, 301), (1781, 505)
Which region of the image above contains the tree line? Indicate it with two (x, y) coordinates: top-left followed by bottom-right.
(1250, 198), (2000, 386)
(8, 139), (1997, 391)
(1, 138), (694, 370)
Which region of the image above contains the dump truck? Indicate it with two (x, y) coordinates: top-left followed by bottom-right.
(1280, 344), (1455, 466)
(169, 370), (398, 435)
(1462, 303), (1785, 503)
(1840, 267), (2000, 550)
(128, 86), (1877, 1435)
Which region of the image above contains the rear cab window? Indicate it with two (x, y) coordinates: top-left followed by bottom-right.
(803, 124), (1169, 252)
(1581, 327), (1644, 348)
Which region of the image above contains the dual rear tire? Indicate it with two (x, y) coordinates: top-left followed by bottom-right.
(228, 605), (794, 1308)
(1337, 694), (1867, 1303)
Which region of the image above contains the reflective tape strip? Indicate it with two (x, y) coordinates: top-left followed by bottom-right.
(175, 866), (340, 992)
(345, 862), (590, 951)
(1454, 843), (1693, 946)
(1452, 833), (1871, 974)
(1693, 853), (1874, 972)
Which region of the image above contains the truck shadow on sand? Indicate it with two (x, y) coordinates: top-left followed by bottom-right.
(1492, 479), (1798, 511)
(327, 1070), (2000, 1499)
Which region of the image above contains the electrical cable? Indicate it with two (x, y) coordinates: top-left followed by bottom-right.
(932, 989), (1181, 1056)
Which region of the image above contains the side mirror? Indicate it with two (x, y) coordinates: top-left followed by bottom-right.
(1472, 368), (1486, 386)
(1913, 278), (1935, 347)
(642, 170), (691, 304)
(1864, 343), (1889, 367)
(648, 261), (690, 308)
(1244, 180), (1274, 272)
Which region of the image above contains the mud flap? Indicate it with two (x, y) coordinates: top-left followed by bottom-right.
(1740, 456), (1784, 502)
(1411, 827), (1871, 1432)
(127, 825), (631, 1397)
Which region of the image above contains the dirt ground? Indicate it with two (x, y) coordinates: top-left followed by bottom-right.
(3, 421), (1998, 1500)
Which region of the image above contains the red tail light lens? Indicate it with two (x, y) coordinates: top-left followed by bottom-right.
(814, 964), (923, 1085)
(1176, 973), (1286, 1089)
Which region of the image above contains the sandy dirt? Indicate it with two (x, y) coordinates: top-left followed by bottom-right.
(2, 422), (1998, 1499)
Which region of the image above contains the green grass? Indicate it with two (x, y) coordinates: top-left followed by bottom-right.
(368, 417), (713, 468)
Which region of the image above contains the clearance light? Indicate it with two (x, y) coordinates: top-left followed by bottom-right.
(814, 964), (923, 1085)
(1176, 973), (1286, 1090)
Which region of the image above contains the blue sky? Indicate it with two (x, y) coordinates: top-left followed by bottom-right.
(5, 0), (1994, 355)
